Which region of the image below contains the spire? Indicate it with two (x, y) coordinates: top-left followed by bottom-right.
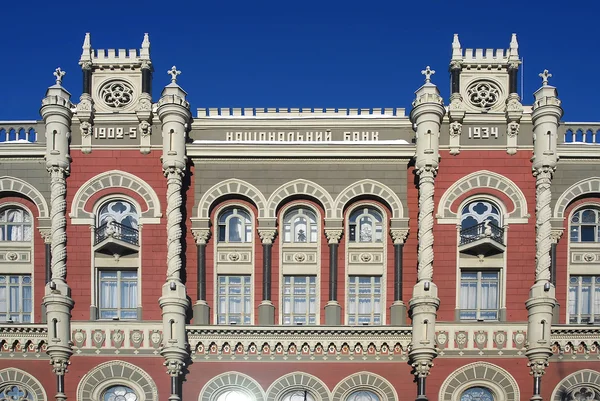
(140, 33), (150, 59)
(80, 33), (92, 64)
(451, 34), (462, 59)
(509, 33), (519, 60)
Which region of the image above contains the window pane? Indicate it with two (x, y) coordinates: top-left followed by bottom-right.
(217, 275), (251, 324)
(228, 217), (242, 242)
(581, 225), (596, 242)
(460, 387), (494, 401)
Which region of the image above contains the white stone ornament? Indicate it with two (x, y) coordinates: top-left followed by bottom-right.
(53, 68), (66, 85)
(539, 69), (552, 86)
(421, 66), (435, 83)
(168, 66), (181, 83)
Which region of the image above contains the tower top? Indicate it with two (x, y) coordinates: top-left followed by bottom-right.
(450, 34), (520, 67)
(79, 33), (152, 69)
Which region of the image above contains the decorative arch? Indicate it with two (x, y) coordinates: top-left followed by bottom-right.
(334, 180), (404, 219)
(266, 372), (331, 401)
(0, 176), (49, 218)
(0, 368), (46, 401)
(70, 170), (162, 224)
(438, 362), (519, 401)
(267, 179), (334, 219)
(554, 178), (600, 219)
(199, 372), (266, 401)
(331, 372), (397, 401)
(436, 170), (529, 224)
(198, 179), (267, 219)
(77, 360), (158, 401)
(551, 369), (600, 401)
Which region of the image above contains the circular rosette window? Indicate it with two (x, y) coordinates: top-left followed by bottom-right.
(100, 80), (134, 108)
(466, 80), (501, 110)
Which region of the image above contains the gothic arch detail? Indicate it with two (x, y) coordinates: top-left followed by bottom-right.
(266, 372), (331, 401)
(438, 362), (520, 401)
(70, 170), (162, 224)
(0, 368), (46, 401)
(551, 369), (600, 401)
(554, 178), (600, 219)
(331, 372), (397, 401)
(0, 176), (49, 218)
(334, 180), (404, 219)
(77, 360), (157, 401)
(267, 179), (334, 219)
(437, 170), (529, 224)
(198, 179), (267, 219)
(199, 372), (266, 401)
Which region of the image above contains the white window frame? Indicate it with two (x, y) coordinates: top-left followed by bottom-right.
(348, 207), (384, 244)
(0, 274), (33, 323)
(282, 275), (317, 325)
(568, 275), (600, 324)
(454, 195), (508, 320)
(216, 275), (252, 324)
(90, 195), (143, 320)
(570, 207), (600, 243)
(347, 275), (382, 325)
(282, 207), (318, 244)
(217, 207), (253, 243)
(213, 203), (256, 324)
(97, 269), (139, 320)
(278, 202), (321, 325)
(458, 270), (500, 321)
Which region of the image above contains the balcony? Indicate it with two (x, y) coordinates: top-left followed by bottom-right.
(94, 221), (139, 255)
(459, 221), (505, 255)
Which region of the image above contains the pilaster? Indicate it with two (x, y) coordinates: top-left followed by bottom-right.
(390, 229), (409, 325)
(192, 229), (211, 325)
(324, 228), (343, 325)
(258, 228), (277, 325)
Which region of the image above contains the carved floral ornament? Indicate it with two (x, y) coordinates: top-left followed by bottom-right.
(100, 80), (134, 108)
(466, 80), (501, 109)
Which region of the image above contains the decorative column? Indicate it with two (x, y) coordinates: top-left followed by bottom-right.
(40, 229), (52, 323)
(549, 229), (563, 324)
(157, 66), (192, 401)
(408, 66), (445, 401)
(390, 229), (408, 325)
(505, 34), (523, 155)
(448, 34), (465, 156)
(324, 229), (342, 325)
(526, 70), (562, 401)
(192, 229), (210, 324)
(41, 68), (74, 401)
(258, 229), (276, 325)
(137, 33), (154, 154)
(77, 33), (94, 154)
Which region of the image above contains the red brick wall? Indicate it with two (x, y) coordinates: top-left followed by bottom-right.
(67, 150), (166, 321)
(433, 150), (536, 322)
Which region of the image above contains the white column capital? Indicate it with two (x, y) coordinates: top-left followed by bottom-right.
(192, 229), (211, 245)
(390, 229), (409, 244)
(325, 229), (343, 244)
(258, 229), (277, 245)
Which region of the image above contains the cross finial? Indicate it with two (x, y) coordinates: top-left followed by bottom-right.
(421, 66), (435, 84)
(168, 66), (181, 84)
(539, 69), (552, 86)
(53, 68), (66, 86)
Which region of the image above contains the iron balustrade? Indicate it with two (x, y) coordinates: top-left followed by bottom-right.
(460, 222), (504, 246)
(95, 222), (139, 246)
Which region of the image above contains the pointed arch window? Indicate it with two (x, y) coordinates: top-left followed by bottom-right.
(349, 207), (383, 243)
(0, 207), (32, 242)
(570, 207), (600, 242)
(460, 387), (494, 401)
(218, 208), (253, 243)
(283, 207), (318, 243)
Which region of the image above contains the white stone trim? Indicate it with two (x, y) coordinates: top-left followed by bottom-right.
(331, 372), (397, 401)
(69, 170), (162, 225)
(0, 176), (50, 230)
(0, 367), (46, 401)
(199, 371), (266, 401)
(267, 179), (334, 219)
(438, 362), (520, 401)
(550, 369), (600, 401)
(334, 179), (404, 219)
(266, 372), (331, 401)
(197, 178), (268, 220)
(554, 177), (600, 219)
(436, 170), (529, 224)
(76, 360), (158, 401)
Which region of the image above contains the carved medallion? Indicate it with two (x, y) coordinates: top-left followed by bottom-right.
(130, 330), (143, 348)
(73, 329), (86, 348)
(475, 330), (487, 349)
(455, 331), (468, 349)
(293, 253), (306, 263)
(150, 330), (162, 349)
(111, 329), (124, 348)
(360, 253), (372, 263)
(436, 331), (448, 349)
(92, 329), (105, 348)
(100, 80), (134, 108)
(466, 80), (501, 109)
(494, 330), (507, 349)
(514, 331), (526, 349)
(228, 253), (240, 262)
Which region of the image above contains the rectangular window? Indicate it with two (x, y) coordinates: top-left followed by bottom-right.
(569, 275), (600, 324)
(98, 270), (138, 320)
(0, 275), (32, 323)
(217, 275), (251, 324)
(459, 271), (499, 320)
(347, 276), (381, 325)
(282, 276), (316, 324)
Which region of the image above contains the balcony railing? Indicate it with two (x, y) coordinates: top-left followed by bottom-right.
(460, 222), (504, 246)
(95, 222), (139, 246)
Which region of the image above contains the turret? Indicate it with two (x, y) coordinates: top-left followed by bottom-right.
(42, 69), (73, 171)
(157, 66), (191, 401)
(531, 70), (562, 172)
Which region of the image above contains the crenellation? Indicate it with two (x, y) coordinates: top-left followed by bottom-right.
(196, 107), (405, 118)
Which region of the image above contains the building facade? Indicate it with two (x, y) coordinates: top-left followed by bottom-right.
(0, 33), (598, 401)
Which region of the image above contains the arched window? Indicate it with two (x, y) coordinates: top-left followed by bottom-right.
(460, 387), (494, 401)
(570, 207), (600, 242)
(461, 200), (502, 230)
(216, 389), (253, 401)
(218, 207), (253, 243)
(98, 200), (139, 229)
(0, 384), (35, 401)
(346, 390), (380, 401)
(349, 207), (383, 243)
(0, 207), (32, 242)
(283, 207), (318, 243)
(281, 390), (316, 401)
(103, 385), (138, 401)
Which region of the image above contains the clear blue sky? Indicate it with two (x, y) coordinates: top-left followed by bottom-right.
(0, 0), (597, 121)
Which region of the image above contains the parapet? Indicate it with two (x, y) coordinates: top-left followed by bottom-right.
(80, 33), (150, 69)
(196, 107), (406, 118)
(452, 33), (519, 68)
